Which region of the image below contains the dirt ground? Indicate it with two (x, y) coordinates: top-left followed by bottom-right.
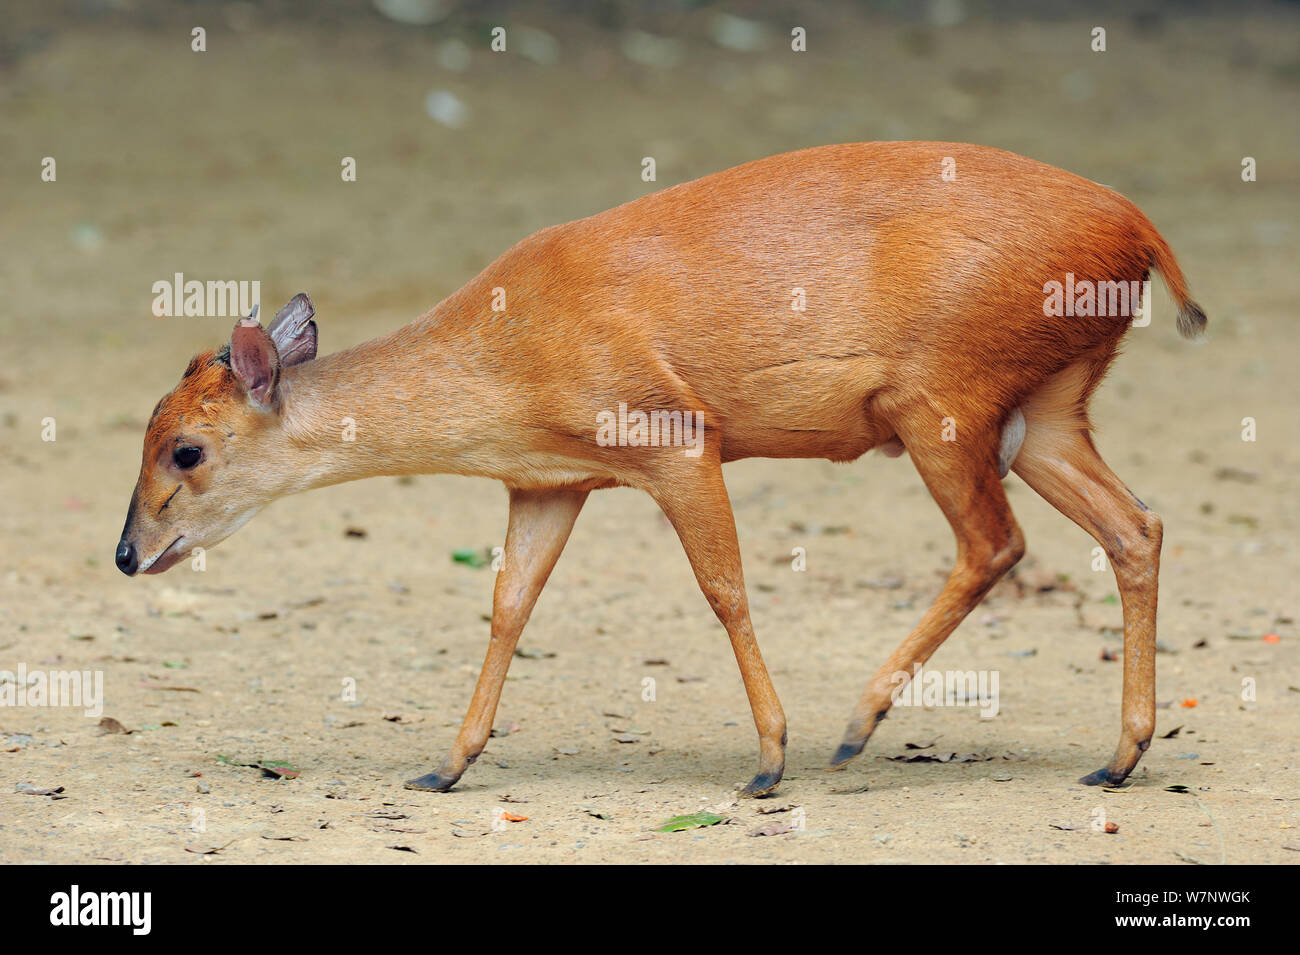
(1, 4), (1297, 864)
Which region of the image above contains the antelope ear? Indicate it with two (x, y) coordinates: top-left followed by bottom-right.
(230, 313), (281, 407)
(268, 292), (317, 367)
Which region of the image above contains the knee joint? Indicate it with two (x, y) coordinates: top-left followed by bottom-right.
(1112, 510), (1163, 569)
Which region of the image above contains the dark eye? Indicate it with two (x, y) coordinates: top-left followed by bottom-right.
(173, 446), (202, 469)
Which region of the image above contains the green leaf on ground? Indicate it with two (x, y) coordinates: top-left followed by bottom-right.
(451, 548), (491, 568)
(655, 811), (725, 832)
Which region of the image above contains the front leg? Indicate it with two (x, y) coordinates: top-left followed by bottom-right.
(650, 464), (787, 797)
(405, 487), (588, 792)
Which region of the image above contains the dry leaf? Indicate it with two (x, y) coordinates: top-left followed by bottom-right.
(15, 783), (65, 797)
(184, 842), (234, 855)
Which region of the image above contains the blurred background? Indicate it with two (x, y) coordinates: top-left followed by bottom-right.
(0, 1), (1297, 863)
(4, 2), (1297, 385)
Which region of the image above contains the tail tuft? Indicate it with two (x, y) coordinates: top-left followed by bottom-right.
(1176, 301), (1208, 342)
(1143, 219), (1207, 343)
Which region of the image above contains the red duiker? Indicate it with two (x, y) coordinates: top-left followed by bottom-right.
(118, 142), (1205, 796)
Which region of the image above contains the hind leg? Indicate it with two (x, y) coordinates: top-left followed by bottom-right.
(831, 420), (1025, 768)
(1011, 391), (1162, 786)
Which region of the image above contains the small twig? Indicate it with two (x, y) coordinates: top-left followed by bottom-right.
(1188, 791), (1227, 865)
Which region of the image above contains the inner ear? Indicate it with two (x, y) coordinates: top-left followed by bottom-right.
(268, 292), (317, 367)
(229, 319), (281, 406)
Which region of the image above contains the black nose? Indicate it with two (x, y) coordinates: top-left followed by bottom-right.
(115, 540), (138, 576)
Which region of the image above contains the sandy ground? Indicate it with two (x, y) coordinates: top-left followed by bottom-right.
(1, 6), (1297, 864)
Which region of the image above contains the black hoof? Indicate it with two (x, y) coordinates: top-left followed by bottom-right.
(740, 768), (783, 798)
(404, 772), (460, 792)
(828, 739), (865, 769)
(1079, 766), (1129, 787)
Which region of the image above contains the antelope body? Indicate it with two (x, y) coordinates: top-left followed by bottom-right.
(117, 142), (1205, 795)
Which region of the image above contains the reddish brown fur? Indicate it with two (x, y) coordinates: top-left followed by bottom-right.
(133, 352), (235, 509)
(120, 142), (1204, 795)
